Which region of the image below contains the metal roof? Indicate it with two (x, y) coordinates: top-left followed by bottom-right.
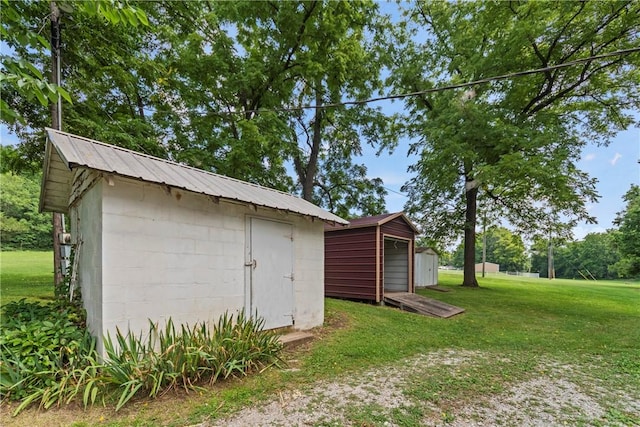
(325, 212), (418, 233)
(39, 128), (348, 225)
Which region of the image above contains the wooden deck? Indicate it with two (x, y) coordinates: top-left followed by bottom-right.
(383, 292), (465, 318)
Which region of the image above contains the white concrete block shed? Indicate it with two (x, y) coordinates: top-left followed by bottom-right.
(39, 128), (347, 354)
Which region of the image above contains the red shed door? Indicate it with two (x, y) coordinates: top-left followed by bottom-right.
(248, 218), (294, 330)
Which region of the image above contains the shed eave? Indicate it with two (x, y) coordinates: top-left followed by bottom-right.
(41, 128), (348, 225)
(377, 212), (420, 234)
(40, 137), (73, 214)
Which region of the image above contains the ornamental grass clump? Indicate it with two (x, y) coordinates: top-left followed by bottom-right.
(1, 304), (283, 415)
(102, 311), (284, 410)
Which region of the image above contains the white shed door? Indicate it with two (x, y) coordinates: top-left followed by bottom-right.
(384, 238), (409, 292)
(248, 218), (294, 330)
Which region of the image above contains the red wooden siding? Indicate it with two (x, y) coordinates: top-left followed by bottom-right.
(380, 216), (415, 240)
(325, 213), (417, 302)
(324, 227), (377, 300)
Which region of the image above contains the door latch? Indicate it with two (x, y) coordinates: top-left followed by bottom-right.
(245, 259), (257, 269)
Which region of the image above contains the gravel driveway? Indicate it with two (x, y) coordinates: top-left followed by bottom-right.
(202, 350), (639, 427)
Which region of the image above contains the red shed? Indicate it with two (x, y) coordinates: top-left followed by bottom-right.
(324, 212), (418, 303)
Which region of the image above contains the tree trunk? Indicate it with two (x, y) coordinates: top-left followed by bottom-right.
(481, 211), (486, 278)
(50, 1), (64, 288)
(547, 231), (555, 279)
(301, 85), (323, 201)
(462, 183), (479, 287)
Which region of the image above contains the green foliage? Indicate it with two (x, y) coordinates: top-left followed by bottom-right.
(559, 233), (621, 280)
(391, 1), (640, 284)
(0, 299), (92, 402)
(0, 144), (40, 174)
(0, 300), (283, 415)
(484, 228), (527, 272)
(0, 172), (52, 250)
(102, 312), (283, 411)
(612, 185), (640, 278)
(3, 0), (393, 218)
(0, 0), (148, 125)
(451, 226), (528, 271)
(530, 230), (622, 280)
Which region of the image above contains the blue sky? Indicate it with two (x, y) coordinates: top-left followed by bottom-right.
(4, 113), (637, 242)
(2, 0), (638, 242)
(361, 122), (640, 241)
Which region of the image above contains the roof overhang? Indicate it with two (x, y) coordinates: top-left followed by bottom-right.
(39, 128), (348, 225)
(325, 212), (419, 234)
(39, 134), (73, 213)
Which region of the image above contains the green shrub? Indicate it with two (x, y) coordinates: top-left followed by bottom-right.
(0, 299), (95, 402)
(103, 311), (284, 410)
(1, 304), (283, 415)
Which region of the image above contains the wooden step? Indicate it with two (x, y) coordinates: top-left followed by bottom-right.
(278, 331), (314, 349)
(384, 292), (464, 318)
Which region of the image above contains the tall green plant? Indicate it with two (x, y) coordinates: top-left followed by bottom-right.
(102, 312), (283, 410)
(3, 309), (283, 415)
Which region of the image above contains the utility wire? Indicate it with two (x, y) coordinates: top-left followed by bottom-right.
(383, 185), (408, 197)
(223, 47), (640, 115)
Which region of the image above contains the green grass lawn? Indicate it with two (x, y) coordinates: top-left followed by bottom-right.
(1, 253), (639, 426)
(188, 271), (639, 426)
(0, 250), (54, 304)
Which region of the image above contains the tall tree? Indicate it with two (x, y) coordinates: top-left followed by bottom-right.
(390, 1), (640, 286)
(479, 227), (528, 272)
(539, 232), (621, 280)
(612, 185), (640, 278)
(150, 0), (393, 214)
(2, 0), (150, 286)
(1, 0), (149, 127)
(3, 1), (393, 219)
(2, 1), (159, 164)
(451, 226), (528, 272)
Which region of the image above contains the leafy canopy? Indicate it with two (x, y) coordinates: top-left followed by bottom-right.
(612, 185), (640, 278)
(390, 1), (640, 285)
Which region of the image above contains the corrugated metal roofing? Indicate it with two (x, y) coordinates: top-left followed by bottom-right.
(325, 212), (418, 233)
(39, 128), (348, 225)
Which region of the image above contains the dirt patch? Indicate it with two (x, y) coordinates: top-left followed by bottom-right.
(205, 351), (639, 427)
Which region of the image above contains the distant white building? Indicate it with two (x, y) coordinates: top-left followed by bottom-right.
(415, 247), (438, 287)
(475, 262), (499, 273)
(40, 129), (347, 354)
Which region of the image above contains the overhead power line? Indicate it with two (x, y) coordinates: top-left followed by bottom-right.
(225, 47), (640, 115)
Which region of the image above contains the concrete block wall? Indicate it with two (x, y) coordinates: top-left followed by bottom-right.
(70, 176), (103, 349)
(77, 174), (325, 353)
(100, 177), (246, 345)
(291, 219), (325, 329)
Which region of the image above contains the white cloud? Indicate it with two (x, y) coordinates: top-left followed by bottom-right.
(610, 152), (622, 166)
(573, 225), (607, 241)
(583, 153), (596, 161)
